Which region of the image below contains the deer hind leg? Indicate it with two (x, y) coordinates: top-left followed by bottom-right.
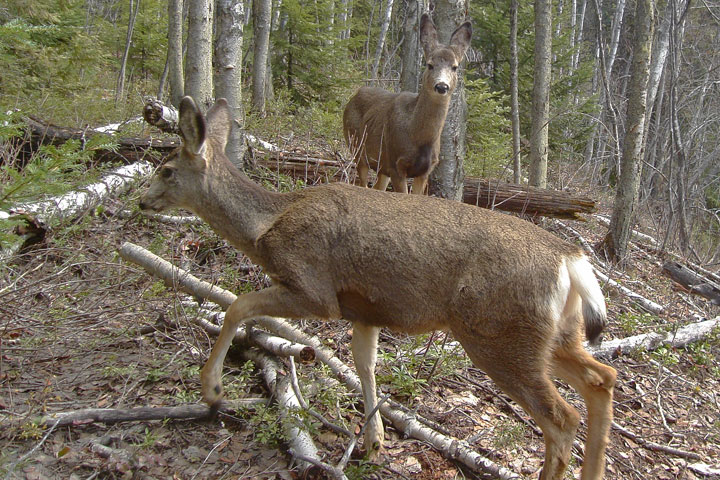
(355, 157), (370, 187)
(455, 332), (579, 480)
(351, 323), (384, 458)
(201, 285), (329, 407)
(551, 341), (616, 480)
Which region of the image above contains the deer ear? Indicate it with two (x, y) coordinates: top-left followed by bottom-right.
(206, 98), (232, 152)
(420, 14), (439, 59)
(179, 96), (207, 157)
(450, 21), (472, 60)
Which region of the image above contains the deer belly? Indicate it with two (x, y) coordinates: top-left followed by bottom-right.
(337, 289), (440, 333)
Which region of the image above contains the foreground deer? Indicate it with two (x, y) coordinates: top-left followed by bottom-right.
(140, 96), (616, 480)
(343, 14), (471, 194)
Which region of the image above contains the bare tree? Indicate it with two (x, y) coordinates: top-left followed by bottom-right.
(371, 0), (395, 80)
(528, 0), (552, 188)
(185, 0), (214, 111)
(428, 0), (469, 201)
(115, 0), (140, 106)
(167, 0), (184, 106)
(215, 0), (245, 167)
(510, 0), (521, 183)
(602, 0), (655, 263)
(252, 0), (272, 113)
(399, 0), (421, 92)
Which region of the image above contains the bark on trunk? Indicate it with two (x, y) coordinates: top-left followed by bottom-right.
(214, 0), (246, 168)
(399, 0), (421, 92)
(509, 0), (522, 184)
(185, 0), (214, 111)
(602, 0), (655, 264)
(371, 0), (395, 80)
(528, 0), (552, 188)
(251, 0), (272, 112)
(167, 0), (185, 106)
(429, 0), (468, 201)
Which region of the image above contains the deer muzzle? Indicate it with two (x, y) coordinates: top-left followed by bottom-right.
(434, 82), (450, 95)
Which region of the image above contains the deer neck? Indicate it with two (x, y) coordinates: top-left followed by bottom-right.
(409, 88), (452, 146)
(192, 160), (286, 257)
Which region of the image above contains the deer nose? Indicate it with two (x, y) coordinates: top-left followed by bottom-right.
(434, 83), (450, 94)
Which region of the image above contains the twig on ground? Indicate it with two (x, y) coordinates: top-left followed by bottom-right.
(611, 422), (703, 461)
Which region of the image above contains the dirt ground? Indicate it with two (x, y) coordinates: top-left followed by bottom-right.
(1, 175), (719, 479)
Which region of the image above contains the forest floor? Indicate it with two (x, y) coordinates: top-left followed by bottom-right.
(1, 162), (719, 480)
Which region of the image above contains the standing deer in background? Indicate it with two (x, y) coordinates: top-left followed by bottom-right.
(343, 14), (472, 194)
(140, 96), (617, 480)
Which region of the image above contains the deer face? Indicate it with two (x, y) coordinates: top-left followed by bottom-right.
(419, 14), (472, 97)
(139, 97), (230, 213)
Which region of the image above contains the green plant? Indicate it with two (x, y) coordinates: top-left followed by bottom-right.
(465, 77), (512, 179)
(651, 345), (679, 367)
(617, 311), (660, 335)
(493, 418), (525, 450)
(134, 427), (160, 449)
(19, 421), (44, 440)
(345, 459), (382, 479)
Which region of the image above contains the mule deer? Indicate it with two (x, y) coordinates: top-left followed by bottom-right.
(139, 96), (616, 480)
(343, 14), (471, 194)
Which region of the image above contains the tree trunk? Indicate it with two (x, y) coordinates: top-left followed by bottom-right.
(167, 0), (185, 106)
(602, 0), (655, 264)
(371, 0), (395, 81)
(214, 0), (246, 168)
(428, 0), (468, 201)
(509, 0), (521, 184)
(185, 0), (214, 112)
(252, 0), (272, 113)
(399, 0), (421, 92)
(528, 0), (551, 188)
(115, 0), (140, 106)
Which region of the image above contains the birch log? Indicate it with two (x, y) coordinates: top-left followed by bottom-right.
(587, 317), (720, 359)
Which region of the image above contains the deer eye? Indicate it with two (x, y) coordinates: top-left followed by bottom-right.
(160, 167), (174, 179)
(452, 65), (458, 72)
(427, 63), (434, 70)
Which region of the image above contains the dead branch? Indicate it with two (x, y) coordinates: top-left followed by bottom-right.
(37, 399), (266, 428)
(592, 267), (665, 315)
(662, 261), (720, 306)
(587, 317), (720, 359)
(119, 241), (521, 479)
(611, 422), (703, 461)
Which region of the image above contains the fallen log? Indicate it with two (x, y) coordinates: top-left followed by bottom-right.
(463, 178), (596, 220)
(662, 261), (720, 306)
(17, 111), (597, 219)
(16, 115), (180, 165)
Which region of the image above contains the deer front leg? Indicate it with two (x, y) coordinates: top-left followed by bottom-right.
(201, 285), (323, 407)
(372, 174), (391, 192)
(351, 322), (384, 459)
(411, 174), (429, 195)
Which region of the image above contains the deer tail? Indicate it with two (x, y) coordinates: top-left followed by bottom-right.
(567, 257), (607, 346)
